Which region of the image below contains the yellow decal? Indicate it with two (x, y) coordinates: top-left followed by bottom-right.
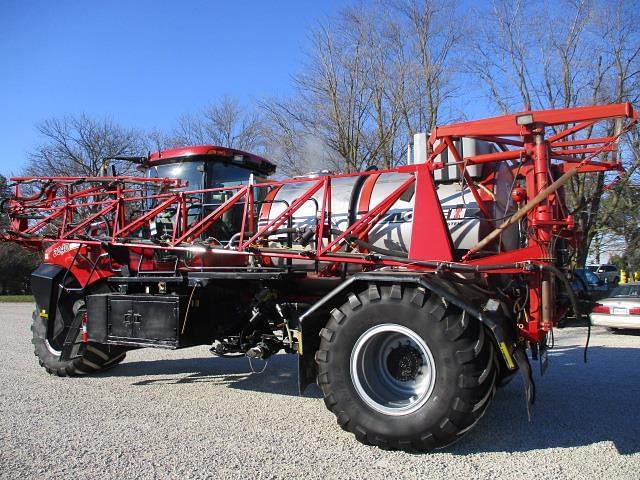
(295, 330), (303, 355)
(499, 342), (516, 370)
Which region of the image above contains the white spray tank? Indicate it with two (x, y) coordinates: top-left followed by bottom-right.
(260, 135), (518, 258)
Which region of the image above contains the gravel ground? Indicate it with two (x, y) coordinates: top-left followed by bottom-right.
(1, 303), (639, 479)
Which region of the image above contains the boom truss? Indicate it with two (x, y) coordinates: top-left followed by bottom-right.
(2, 103), (636, 277)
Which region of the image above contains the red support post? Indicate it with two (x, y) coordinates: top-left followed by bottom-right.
(241, 179), (324, 249)
(174, 186), (248, 245)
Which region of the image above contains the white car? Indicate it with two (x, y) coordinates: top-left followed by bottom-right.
(590, 283), (640, 330)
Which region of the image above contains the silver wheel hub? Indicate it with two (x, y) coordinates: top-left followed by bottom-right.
(44, 339), (62, 356)
(350, 324), (436, 416)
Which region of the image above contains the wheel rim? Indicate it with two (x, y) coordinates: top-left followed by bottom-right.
(350, 324), (436, 416)
(45, 316), (66, 355)
(44, 339), (62, 356)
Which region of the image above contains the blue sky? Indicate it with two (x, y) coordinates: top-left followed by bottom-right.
(0, 0), (346, 176)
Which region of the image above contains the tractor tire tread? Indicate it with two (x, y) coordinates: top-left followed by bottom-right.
(315, 283), (497, 452)
(31, 309), (126, 377)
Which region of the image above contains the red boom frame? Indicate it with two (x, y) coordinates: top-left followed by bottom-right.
(2, 103), (637, 343)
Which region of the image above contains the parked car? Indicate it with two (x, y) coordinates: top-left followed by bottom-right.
(571, 268), (611, 315)
(568, 269), (606, 320)
(573, 269), (606, 291)
(589, 282), (640, 330)
(588, 264), (620, 285)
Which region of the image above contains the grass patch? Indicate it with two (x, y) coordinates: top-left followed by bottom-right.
(0, 295), (34, 302)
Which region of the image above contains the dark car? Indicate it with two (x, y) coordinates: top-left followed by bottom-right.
(572, 268), (610, 300)
(567, 269), (610, 319)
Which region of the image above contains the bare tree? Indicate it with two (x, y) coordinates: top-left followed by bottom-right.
(471, 0), (640, 265)
(263, 0), (462, 173)
(295, 17), (374, 172)
(145, 128), (174, 153)
(567, 0), (640, 265)
(172, 96), (267, 153)
(469, 0), (541, 112)
(261, 100), (311, 176)
(394, 0), (464, 133)
(0, 175), (40, 294)
(26, 114), (144, 177)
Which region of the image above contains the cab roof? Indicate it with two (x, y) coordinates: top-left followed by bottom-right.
(149, 145), (276, 175)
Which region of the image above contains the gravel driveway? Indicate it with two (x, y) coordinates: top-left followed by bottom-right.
(1, 302), (639, 479)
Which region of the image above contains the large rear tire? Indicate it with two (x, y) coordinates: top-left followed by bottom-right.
(315, 284), (497, 451)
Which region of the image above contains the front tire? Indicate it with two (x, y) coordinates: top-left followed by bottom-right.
(32, 302), (126, 377)
(315, 284), (497, 451)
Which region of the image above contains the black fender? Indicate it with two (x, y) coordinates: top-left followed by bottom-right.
(297, 272), (519, 393)
(31, 264), (110, 361)
(30, 264), (67, 322)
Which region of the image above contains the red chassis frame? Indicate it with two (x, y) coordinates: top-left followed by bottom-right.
(2, 103), (637, 343)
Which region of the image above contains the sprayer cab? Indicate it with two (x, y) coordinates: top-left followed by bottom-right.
(145, 145), (276, 187)
(142, 146), (277, 242)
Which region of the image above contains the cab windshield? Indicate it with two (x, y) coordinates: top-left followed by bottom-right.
(148, 161), (204, 191)
(147, 156), (256, 190)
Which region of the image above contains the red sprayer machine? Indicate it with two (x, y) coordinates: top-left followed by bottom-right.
(1, 103), (636, 450)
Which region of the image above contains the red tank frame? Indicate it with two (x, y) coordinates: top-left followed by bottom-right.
(2, 103), (637, 344)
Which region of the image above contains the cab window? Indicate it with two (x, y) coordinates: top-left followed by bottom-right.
(149, 161), (204, 191)
(205, 162), (257, 241)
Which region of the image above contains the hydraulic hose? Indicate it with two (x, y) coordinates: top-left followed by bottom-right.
(260, 225), (409, 259)
(535, 263), (589, 363)
(348, 237), (408, 258)
(323, 228), (407, 258)
(467, 166), (580, 257)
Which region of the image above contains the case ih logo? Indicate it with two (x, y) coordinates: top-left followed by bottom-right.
(52, 243), (80, 257)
